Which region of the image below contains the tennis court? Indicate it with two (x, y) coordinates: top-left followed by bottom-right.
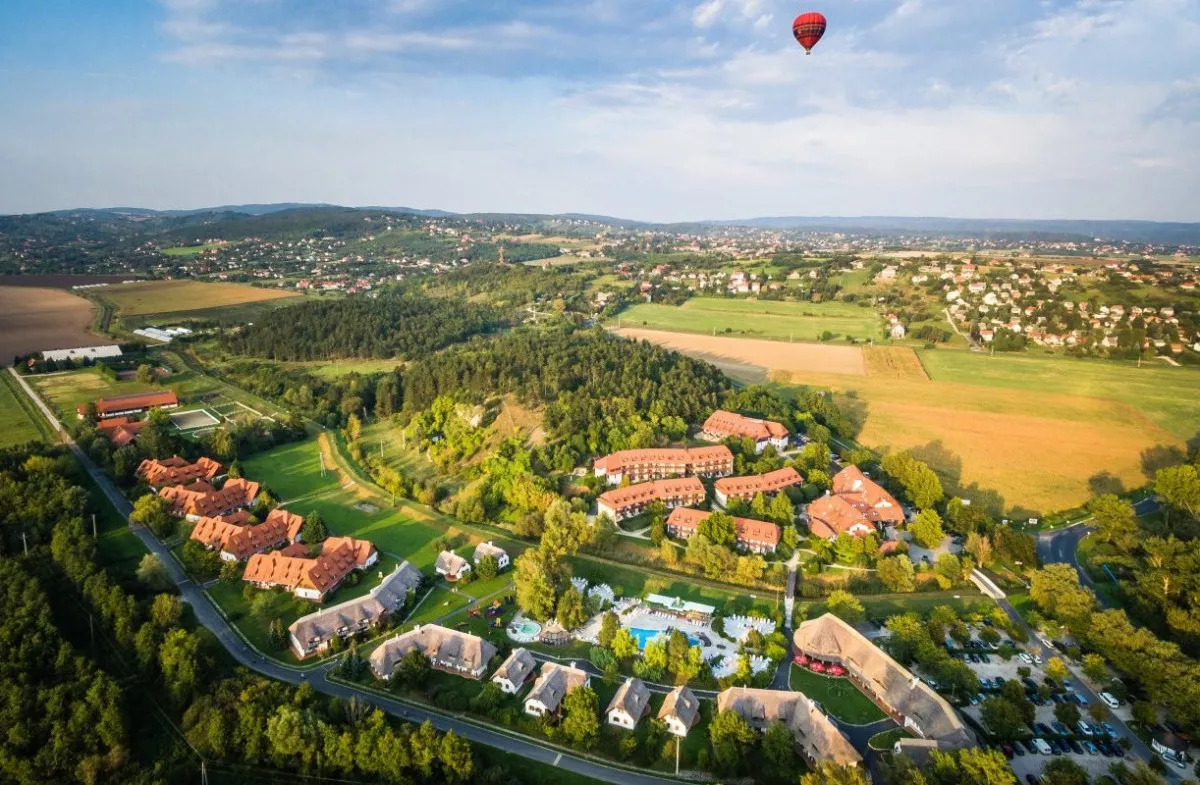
(169, 408), (221, 431)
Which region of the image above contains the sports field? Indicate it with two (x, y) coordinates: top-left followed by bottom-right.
(96, 280), (298, 316)
(613, 298), (882, 342)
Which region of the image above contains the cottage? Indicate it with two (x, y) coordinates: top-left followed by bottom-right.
(716, 686), (861, 766)
(606, 678), (651, 729)
(805, 495), (874, 540)
(596, 477), (706, 522)
(524, 662), (591, 717)
(435, 550), (472, 581)
(288, 562), (423, 657)
(189, 513), (290, 562)
(97, 417), (147, 448)
(657, 686), (701, 737)
(369, 624), (497, 680)
(492, 648), (537, 694)
(472, 541), (510, 571)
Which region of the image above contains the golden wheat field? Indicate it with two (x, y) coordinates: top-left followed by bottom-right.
(615, 328), (866, 379)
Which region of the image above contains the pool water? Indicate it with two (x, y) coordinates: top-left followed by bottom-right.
(514, 621), (540, 636)
(629, 627), (700, 649)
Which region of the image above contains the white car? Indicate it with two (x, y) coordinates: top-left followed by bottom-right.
(1077, 721), (1093, 736)
(1019, 652), (1034, 665)
(1100, 692), (1120, 709)
(1033, 655), (1043, 665)
(1033, 739), (1053, 755)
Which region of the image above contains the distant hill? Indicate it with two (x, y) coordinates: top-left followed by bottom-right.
(9, 204), (1200, 245)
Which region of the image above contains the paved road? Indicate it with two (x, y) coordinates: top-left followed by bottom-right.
(9, 368), (683, 785)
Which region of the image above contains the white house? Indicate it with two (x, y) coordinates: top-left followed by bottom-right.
(524, 662), (591, 717)
(492, 648), (537, 695)
(472, 541), (510, 571)
(658, 686), (701, 737)
(435, 550), (471, 582)
(606, 677), (651, 730)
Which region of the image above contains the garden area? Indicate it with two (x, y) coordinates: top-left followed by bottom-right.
(788, 665), (888, 724)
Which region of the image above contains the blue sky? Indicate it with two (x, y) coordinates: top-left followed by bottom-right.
(0, 0), (1197, 221)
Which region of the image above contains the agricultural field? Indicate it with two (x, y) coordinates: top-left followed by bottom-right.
(0, 285), (101, 363)
(613, 297), (882, 343)
(0, 371), (51, 447)
(95, 280), (298, 317)
(862, 345), (929, 380)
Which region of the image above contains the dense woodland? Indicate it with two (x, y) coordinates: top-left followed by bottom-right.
(425, 262), (599, 312)
(224, 292), (505, 361)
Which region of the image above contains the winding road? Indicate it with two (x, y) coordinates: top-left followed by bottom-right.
(9, 368), (683, 785)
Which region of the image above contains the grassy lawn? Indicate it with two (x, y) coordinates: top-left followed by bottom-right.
(293, 359), (403, 379)
(75, 459), (148, 576)
(358, 420), (439, 484)
(96, 280), (298, 317)
(32, 367), (158, 419)
(160, 243), (225, 257)
(789, 665), (887, 724)
(242, 439), (340, 501)
(403, 586), (472, 627)
(570, 558), (781, 617)
(798, 591), (996, 623)
(613, 298), (881, 342)
(0, 371), (50, 446)
(868, 727), (912, 749)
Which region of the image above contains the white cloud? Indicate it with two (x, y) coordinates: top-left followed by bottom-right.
(692, 0), (724, 28)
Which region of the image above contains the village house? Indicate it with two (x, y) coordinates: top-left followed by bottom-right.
(242, 535), (378, 602)
(596, 477), (706, 522)
(158, 477), (261, 521)
(716, 686), (861, 766)
(525, 662), (591, 717)
(592, 445), (733, 485)
(793, 614), (972, 754)
(472, 541), (510, 571)
(657, 686), (701, 737)
(491, 648), (537, 695)
(714, 467), (803, 507)
(77, 390), (179, 420)
(435, 550), (472, 581)
(606, 677), (651, 730)
(97, 416), (147, 448)
(832, 466), (904, 525)
(805, 494), (875, 540)
(369, 624), (497, 680)
(137, 456), (223, 487)
(189, 513), (289, 562)
(665, 507), (780, 554)
(698, 410), (790, 454)
(288, 561), (423, 658)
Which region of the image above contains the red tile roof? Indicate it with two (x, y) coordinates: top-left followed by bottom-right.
(701, 410), (789, 442)
(715, 467), (803, 499)
(666, 506), (780, 548)
(597, 477), (706, 515)
(806, 494), (871, 539)
(264, 508), (306, 542)
(243, 536), (376, 598)
(78, 390), (178, 418)
(189, 513), (291, 561)
(593, 446), (732, 476)
(159, 477), (260, 518)
(97, 417), (147, 448)
(831, 466), (904, 524)
(137, 456), (223, 487)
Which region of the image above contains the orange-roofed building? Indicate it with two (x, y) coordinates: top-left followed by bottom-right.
(596, 477), (706, 522)
(263, 508), (306, 543)
(77, 390), (178, 420)
(243, 536), (378, 602)
(137, 456), (223, 487)
(665, 507), (780, 554)
(806, 495), (874, 541)
(97, 417), (147, 448)
(158, 477), (260, 521)
(189, 513), (291, 562)
(700, 410), (790, 453)
(714, 467), (803, 507)
(831, 466), (904, 525)
(593, 446), (733, 485)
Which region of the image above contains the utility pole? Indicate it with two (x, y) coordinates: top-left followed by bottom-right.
(22, 532), (28, 557)
(675, 736), (681, 775)
(92, 514), (97, 538)
(200, 761), (209, 785)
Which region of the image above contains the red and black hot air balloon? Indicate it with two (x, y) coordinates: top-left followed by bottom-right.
(792, 11), (827, 55)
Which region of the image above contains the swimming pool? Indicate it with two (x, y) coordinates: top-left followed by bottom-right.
(629, 627), (700, 649)
(508, 619), (542, 643)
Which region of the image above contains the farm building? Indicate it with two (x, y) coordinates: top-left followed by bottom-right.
(665, 507), (780, 553)
(606, 677), (651, 729)
(77, 390), (179, 420)
(525, 662), (591, 717)
(596, 477), (706, 522)
(714, 467), (803, 507)
(658, 686), (701, 737)
(793, 613), (972, 753)
(699, 410), (790, 453)
(716, 686), (861, 766)
(369, 624), (497, 680)
(242, 535), (378, 602)
(492, 648), (537, 695)
(41, 345), (122, 362)
(288, 562), (423, 658)
(158, 477), (260, 520)
(593, 445), (733, 485)
(97, 417), (146, 448)
(137, 456), (223, 487)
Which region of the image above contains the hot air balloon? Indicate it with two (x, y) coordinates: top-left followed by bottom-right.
(792, 11), (826, 54)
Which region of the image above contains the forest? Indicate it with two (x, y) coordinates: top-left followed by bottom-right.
(223, 291), (506, 361)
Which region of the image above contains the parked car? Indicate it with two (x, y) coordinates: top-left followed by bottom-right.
(1089, 723), (1106, 736)
(1012, 742), (1026, 757)
(1102, 723), (1118, 738)
(1019, 652), (1034, 664)
(1052, 722), (1069, 735)
(1000, 744), (1014, 759)
(1021, 739), (1038, 754)
(1035, 723), (1054, 737)
(1068, 739), (1084, 754)
(1025, 775), (1039, 785)
(1100, 691), (1120, 709)
(1033, 738), (1053, 755)
(1077, 721), (1093, 736)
